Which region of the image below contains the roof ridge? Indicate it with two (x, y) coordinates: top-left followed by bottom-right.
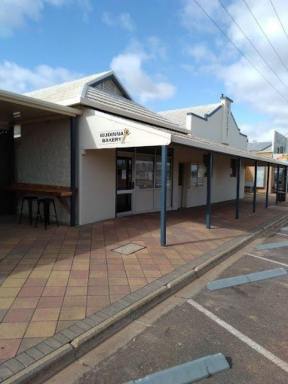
(159, 102), (221, 114)
(25, 70), (113, 95)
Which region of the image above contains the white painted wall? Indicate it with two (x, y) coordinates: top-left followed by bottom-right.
(189, 99), (248, 150)
(77, 107), (246, 225)
(172, 145), (245, 209)
(79, 148), (116, 225)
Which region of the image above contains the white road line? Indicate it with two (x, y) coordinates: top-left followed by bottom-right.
(187, 299), (288, 374)
(247, 253), (288, 268)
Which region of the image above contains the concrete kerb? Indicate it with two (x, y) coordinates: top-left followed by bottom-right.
(2, 213), (288, 384)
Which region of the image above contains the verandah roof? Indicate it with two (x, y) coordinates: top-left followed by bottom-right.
(81, 107), (287, 167)
(0, 89), (81, 124)
(172, 132), (288, 166)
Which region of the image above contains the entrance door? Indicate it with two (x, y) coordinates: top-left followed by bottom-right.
(116, 157), (133, 214)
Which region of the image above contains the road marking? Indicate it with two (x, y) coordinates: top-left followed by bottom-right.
(256, 241), (288, 250)
(247, 253), (288, 268)
(207, 268), (287, 291)
(187, 299), (288, 374)
(125, 353), (230, 383)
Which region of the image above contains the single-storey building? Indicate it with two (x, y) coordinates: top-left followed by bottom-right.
(246, 131), (288, 196)
(0, 71), (287, 245)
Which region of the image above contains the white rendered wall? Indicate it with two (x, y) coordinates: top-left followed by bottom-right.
(189, 108), (247, 150)
(79, 149), (116, 225)
(172, 145), (245, 209)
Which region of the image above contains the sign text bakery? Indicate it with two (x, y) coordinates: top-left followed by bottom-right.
(99, 128), (130, 144)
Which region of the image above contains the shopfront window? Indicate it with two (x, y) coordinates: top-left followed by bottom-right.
(135, 156), (154, 189)
(155, 160), (171, 188)
(134, 148), (172, 189)
(191, 164), (204, 186)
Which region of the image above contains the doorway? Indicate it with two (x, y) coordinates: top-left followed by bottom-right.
(116, 157), (133, 214)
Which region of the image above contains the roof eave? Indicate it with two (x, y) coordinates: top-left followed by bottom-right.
(172, 134), (288, 166)
(0, 89), (82, 117)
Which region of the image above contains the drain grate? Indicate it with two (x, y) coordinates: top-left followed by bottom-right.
(112, 243), (145, 255)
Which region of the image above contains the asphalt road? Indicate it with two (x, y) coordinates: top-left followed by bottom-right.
(49, 228), (288, 384)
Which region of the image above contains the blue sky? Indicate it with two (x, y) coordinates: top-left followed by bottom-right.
(1, 0), (288, 141)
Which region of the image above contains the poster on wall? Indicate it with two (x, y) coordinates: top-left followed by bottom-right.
(257, 166), (265, 188)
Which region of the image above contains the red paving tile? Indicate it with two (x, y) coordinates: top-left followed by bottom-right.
(0, 196), (287, 363)
(0, 339), (21, 360)
(3, 308), (34, 323)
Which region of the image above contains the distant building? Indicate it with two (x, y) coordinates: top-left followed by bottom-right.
(246, 131), (288, 193)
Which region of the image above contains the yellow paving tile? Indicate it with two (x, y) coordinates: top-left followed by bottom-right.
(0, 298), (14, 309)
(65, 286), (87, 296)
(25, 321), (57, 338)
(12, 271), (31, 279)
(0, 323), (28, 339)
(59, 306), (86, 321)
(32, 308), (60, 321)
(1, 279), (26, 288)
(0, 287), (21, 297)
(12, 297), (39, 309)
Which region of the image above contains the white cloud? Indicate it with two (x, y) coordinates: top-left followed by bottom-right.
(0, 61), (80, 93)
(184, 43), (217, 63)
(110, 41), (175, 103)
(180, 0), (288, 141)
(180, 0), (222, 33)
(0, 0), (91, 36)
(102, 11), (135, 32)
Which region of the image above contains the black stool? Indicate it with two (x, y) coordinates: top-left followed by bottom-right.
(35, 198), (59, 229)
(19, 196), (38, 225)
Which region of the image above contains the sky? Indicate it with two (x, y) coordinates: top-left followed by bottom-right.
(1, 0), (288, 142)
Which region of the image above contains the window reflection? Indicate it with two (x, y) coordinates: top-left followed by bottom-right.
(135, 158), (154, 189)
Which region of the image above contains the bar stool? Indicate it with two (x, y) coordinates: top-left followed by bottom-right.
(19, 195), (38, 225)
(35, 197), (59, 229)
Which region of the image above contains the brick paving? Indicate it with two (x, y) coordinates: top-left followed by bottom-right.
(0, 196), (286, 363)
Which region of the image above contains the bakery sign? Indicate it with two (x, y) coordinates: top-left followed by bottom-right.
(98, 128), (131, 146)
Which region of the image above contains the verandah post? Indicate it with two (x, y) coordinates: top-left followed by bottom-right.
(160, 145), (168, 246)
(206, 152), (213, 229)
(70, 116), (77, 226)
(235, 158), (241, 219)
(276, 164), (280, 205)
(265, 164), (270, 208)
(253, 160), (257, 213)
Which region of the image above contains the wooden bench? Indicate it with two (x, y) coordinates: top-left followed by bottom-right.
(6, 183), (73, 214)
(6, 183), (72, 197)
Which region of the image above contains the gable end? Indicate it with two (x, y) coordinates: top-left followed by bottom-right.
(88, 74), (132, 100)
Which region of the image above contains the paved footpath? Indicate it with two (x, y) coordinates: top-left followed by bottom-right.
(46, 226), (288, 384)
(0, 198), (285, 366)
